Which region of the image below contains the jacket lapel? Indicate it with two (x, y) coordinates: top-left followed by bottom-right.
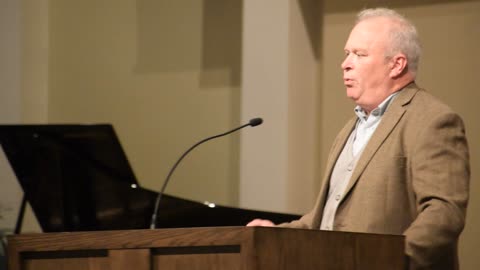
(324, 117), (357, 181)
(314, 116), (357, 218)
(341, 83), (419, 199)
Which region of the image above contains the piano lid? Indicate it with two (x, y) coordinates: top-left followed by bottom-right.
(0, 124), (299, 232)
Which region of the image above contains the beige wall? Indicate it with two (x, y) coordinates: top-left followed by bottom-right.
(47, 0), (242, 207)
(240, 0), (319, 214)
(0, 0), (21, 123)
(21, 0), (49, 123)
(240, 0), (292, 213)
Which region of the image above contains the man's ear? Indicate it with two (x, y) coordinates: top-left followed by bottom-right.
(389, 53), (408, 78)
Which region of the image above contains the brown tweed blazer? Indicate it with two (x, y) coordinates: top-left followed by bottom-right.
(280, 83), (470, 270)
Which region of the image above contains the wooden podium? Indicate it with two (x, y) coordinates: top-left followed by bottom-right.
(7, 227), (405, 270)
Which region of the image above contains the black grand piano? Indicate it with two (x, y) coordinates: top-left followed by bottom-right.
(0, 124), (299, 232)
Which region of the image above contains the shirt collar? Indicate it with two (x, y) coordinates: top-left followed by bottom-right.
(354, 91), (400, 121)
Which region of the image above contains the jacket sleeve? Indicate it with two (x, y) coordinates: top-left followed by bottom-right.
(404, 111), (470, 268)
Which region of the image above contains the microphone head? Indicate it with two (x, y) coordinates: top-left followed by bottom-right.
(249, 118), (263, 127)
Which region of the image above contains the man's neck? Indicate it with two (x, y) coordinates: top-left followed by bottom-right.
(361, 80), (413, 115)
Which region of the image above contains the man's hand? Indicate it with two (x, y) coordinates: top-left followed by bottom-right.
(246, 219), (275, 227)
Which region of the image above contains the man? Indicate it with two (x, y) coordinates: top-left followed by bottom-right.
(247, 8), (470, 270)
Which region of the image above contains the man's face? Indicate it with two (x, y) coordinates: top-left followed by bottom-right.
(341, 18), (393, 112)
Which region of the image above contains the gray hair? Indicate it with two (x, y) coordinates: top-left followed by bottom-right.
(356, 8), (422, 75)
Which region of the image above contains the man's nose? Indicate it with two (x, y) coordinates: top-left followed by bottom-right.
(341, 55), (352, 71)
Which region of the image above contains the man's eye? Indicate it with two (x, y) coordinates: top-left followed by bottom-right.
(344, 51), (366, 57)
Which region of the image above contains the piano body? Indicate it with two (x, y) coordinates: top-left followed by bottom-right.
(0, 124), (299, 232)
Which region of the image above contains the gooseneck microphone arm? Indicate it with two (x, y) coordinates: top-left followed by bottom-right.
(150, 117), (263, 229)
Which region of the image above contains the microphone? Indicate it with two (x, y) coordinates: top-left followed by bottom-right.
(150, 117), (263, 229)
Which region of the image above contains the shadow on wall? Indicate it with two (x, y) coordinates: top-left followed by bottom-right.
(324, 0), (480, 13)
(298, 0), (322, 60)
(135, 0), (242, 89)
